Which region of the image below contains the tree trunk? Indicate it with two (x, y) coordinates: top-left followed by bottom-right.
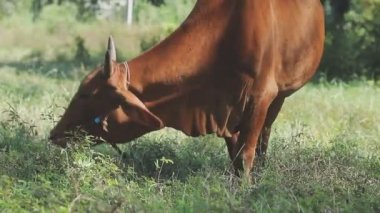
(127, 0), (134, 25)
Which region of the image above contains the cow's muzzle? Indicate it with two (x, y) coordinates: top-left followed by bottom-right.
(49, 131), (69, 148)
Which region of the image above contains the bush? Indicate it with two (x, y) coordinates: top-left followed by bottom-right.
(38, 2), (78, 34)
(320, 0), (380, 81)
(134, 0), (194, 26)
(0, 0), (31, 20)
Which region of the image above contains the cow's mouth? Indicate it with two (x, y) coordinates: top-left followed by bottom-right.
(49, 132), (72, 148)
(49, 131), (106, 148)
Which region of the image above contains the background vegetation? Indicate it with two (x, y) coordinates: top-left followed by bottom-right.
(320, 0), (380, 81)
(0, 0), (379, 80)
(1, 0), (379, 212)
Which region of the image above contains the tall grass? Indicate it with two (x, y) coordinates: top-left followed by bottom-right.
(1, 68), (379, 212)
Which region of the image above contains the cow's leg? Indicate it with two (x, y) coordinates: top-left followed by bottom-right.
(233, 87), (278, 181)
(224, 132), (240, 161)
(256, 96), (285, 157)
(225, 132), (241, 176)
(111, 143), (124, 155)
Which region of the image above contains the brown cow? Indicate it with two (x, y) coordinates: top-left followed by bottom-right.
(50, 0), (325, 179)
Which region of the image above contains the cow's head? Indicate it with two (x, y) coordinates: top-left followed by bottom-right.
(50, 36), (163, 147)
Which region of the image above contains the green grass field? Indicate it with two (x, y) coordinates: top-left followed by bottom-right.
(1, 66), (379, 212)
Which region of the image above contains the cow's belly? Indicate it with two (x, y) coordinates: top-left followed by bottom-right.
(167, 83), (250, 138)
(182, 103), (243, 138)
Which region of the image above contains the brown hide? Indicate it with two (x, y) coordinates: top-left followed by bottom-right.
(51, 0), (325, 178)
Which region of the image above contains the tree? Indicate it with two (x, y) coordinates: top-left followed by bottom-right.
(127, 0), (133, 25)
(330, 0), (351, 22)
(320, 0), (380, 81)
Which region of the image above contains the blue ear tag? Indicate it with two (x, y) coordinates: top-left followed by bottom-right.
(94, 117), (101, 124)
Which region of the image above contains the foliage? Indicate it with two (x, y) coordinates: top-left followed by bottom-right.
(74, 36), (92, 65)
(147, 0), (165, 7)
(38, 2), (78, 33)
(1, 0), (195, 23)
(0, 69), (379, 211)
(134, 0), (195, 26)
(0, 0), (31, 19)
(320, 0), (380, 81)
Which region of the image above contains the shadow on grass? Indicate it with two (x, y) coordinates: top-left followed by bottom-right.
(0, 115), (229, 183)
(0, 58), (99, 80)
(97, 133), (230, 181)
(0, 35), (134, 80)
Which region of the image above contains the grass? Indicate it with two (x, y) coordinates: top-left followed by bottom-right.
(0, 67), (379, 212)
(0, 13), (177, 80)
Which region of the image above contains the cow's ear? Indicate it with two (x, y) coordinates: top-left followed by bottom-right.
(116, 90), (164, 129)
(103, 36), (117, 78)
